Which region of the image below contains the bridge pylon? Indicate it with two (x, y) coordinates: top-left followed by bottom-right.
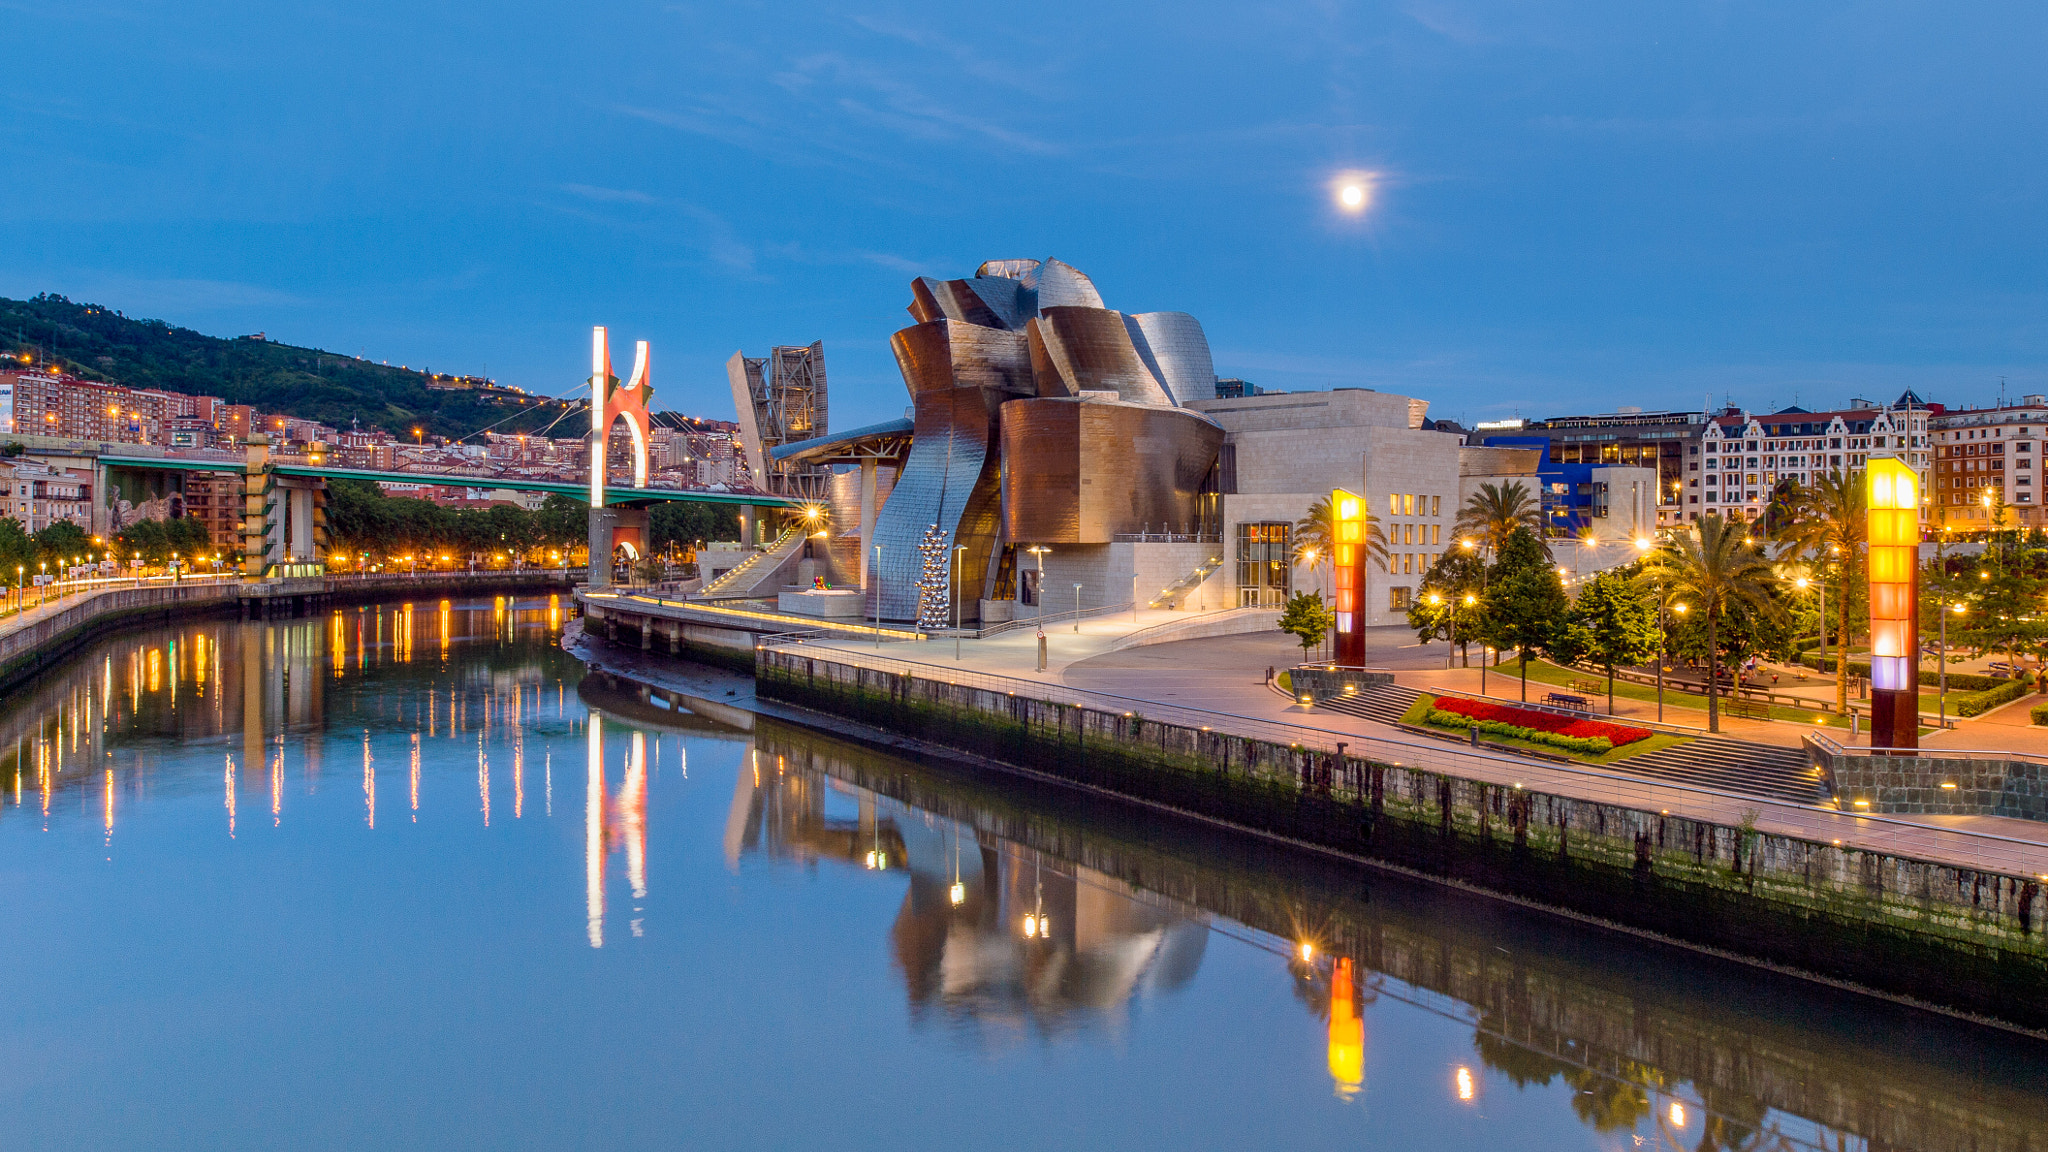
(241, 434), (329, 579)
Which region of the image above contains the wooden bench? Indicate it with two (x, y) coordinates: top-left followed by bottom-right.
(1543, 692), (1591, 712)
(1721, 697), (1771, 720)
(1567, 678), (1604, 696)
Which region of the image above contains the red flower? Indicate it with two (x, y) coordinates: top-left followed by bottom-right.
(1430, 696), (1650, 747)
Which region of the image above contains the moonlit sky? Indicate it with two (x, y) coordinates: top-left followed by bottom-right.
(5, 1), (2046, 429)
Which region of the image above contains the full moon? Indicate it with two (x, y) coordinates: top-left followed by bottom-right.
(1331, 173), (1376, 215)
(1340, 184), (1365, 208)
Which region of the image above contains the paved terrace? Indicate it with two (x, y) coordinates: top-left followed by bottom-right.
(773, 613), (2048, 879)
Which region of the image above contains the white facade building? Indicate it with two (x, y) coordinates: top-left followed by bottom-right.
(1694, 398), (1932, 521)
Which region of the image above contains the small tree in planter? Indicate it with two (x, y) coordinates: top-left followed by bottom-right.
(1278, 590), (1335, 664)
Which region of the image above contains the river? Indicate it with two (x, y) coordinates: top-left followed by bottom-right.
(0, 596), (2041, 1150)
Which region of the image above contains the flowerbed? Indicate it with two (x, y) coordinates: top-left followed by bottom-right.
(1422, 696), (1654, 756)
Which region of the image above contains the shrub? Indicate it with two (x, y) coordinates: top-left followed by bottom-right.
(1956, 678), (2031, 718)
(1427, 695), (1651, 747)
(1424, 709), (1614, 755)
(2031, 703), (2048, 727)
(1798, 653), (2028, 693)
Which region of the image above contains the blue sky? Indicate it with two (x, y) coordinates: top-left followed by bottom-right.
(4, 1), (2045, 429)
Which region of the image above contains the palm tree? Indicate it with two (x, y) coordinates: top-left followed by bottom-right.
(1455, 481), (1549, 558)
(1294, 495), (1388, 660)
(1294, 495), (1388, 585)
(1773, 472), (1864, 714)
(1638, 514), (1782, 732)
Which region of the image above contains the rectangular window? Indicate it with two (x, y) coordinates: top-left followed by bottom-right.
(1403, 524), (1414, 545)
(1402, 494), (1415, 516)
(1388, 494), (1398, 516)
(1389, 586), (1411, 611)
(1431, 524), (1441, 545)
(1431, 495), (1441, 517)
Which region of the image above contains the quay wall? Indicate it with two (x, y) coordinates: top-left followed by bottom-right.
(757, 646), (2048, 1031)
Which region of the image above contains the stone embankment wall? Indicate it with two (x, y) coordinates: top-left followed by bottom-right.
(1819, 745), (2048, 822)
(759, 647), (2048, 1030)
(0, 583), (241, 692)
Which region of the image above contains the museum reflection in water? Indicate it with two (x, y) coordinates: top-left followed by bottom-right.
(2, 604), (2044, 1151)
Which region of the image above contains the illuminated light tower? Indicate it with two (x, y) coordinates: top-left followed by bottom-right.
(1867, 459), (1920, 750)
(1331, 488), (1368, 666)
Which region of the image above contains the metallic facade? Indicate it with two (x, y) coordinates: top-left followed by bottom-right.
(869, 258), (1222, 620)
(999, 397), (1222, 544)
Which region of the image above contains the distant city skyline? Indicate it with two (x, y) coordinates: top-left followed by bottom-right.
(6, 2), (2044, 429)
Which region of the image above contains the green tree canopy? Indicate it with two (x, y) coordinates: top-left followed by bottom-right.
(1480, 527), (1573, 701)
(1571, 566), (1661, 714)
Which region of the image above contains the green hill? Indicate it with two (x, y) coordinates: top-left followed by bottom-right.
(0, 293), (584, 441)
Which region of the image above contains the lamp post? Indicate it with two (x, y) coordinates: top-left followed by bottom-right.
(952, 544), (966, 660)
(1073, 583), (1083, 631)
(1941, 602), (1964, 729)
(1660, 602), (1688, 722)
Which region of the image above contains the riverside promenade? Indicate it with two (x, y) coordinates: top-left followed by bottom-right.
(767, 613), (2048, 879)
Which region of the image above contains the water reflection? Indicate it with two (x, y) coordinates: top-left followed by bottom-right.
(0, 604), (2042, 1151)
(746, 723), (2048, 1152)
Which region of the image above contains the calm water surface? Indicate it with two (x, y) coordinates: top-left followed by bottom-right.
(0, 597), (2042, 1150)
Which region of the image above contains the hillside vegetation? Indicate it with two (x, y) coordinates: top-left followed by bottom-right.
(0, 293), (581, 441)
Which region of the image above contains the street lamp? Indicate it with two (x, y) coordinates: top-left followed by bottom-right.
(1659, 602), (1689, 722)
(1073, 583), (1083, 631)
(952, 544), (966, 660)
(1941, 601), (1964, 729)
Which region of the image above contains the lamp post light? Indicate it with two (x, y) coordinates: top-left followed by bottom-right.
(1660, 602), (1689, 722)
(1073, 583), (1083, 631)
(1941, 602), (1965, 730)
(952, 544), (966, 660)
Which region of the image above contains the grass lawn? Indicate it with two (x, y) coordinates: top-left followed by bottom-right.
(1400, 692), (1692, 766)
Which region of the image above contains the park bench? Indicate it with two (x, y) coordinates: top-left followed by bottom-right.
(1543, 692), (1591, 712)
(1567, 678), (1605, 696)
(1721, 697), (1771, 721)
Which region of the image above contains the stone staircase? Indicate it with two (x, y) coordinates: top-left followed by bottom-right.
(697, 529), (804, 600)
(1313, 684), (1823, 804)
(1148, 555), (1225, 610)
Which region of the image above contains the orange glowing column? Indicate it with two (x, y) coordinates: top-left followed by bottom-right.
(1332, 488), (1367, 666)
(1866, 459), (1920, 750)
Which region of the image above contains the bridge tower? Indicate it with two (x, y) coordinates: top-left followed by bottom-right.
(240, 434), (329, 578)
(587, 326), (654, 588)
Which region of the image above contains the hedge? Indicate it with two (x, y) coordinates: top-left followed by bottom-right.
(1954, 678), (2032, 718)
(1424, 709), (1614, 756)
(1798, 653), (2028, 693)
(2031, 703), (2048, 727)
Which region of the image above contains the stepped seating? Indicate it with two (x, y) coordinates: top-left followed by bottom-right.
(1148, 555), (1224, 610)
(1313, 684), (1822, 804)
(697, 529), (804, 599)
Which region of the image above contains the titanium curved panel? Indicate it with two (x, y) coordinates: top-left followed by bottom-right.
(1125, 312), (1215, 407)
(870, 320), (1030, 619)
(908, 278), (944, 324)
(1035, 258), (1107, 309)
(976, 259), (1043, 286)
(1032, 307), (1173, 407)
(954, 277), (1034, 330)
(1000, 398), (1223, 544)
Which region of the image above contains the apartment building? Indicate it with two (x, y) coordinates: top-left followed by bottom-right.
(1515, 407), (1707, 525)
(0, 460), (94, 532)
(1931, 397), (2048, 530)
(1693, 395), (1934, 521)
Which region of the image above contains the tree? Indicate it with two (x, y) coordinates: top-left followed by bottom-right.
(1959, 550), (2048, 679)
(33, 521), (88, 568)
(1293, 494), (1387, 586)
(1775, 472), (1865, 714)
(1479, 528), (1572, 701)
(1455, 480), (1548, 558)
(1409, 549), (1486, 665)
(1639, 514), (1782, 732)
(1278, 590), (1335, 662)
(1572, 567), (1661, 715)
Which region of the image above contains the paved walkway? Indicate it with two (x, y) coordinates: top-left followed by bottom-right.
(771, 616), (2048, 876)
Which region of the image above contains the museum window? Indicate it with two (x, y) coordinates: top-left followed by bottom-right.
(1235, 522), (1291, 609)
(1388, 587), (1411, 612)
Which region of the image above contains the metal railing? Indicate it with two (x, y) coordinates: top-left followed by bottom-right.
(1109, 531), (1220, 544)
(757, 636), (2048, 871)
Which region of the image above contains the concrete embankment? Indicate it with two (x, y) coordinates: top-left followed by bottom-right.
(751, 644), (2048, 1034)
(0, 572), (574, 694)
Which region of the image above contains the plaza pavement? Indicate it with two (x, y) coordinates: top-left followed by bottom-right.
(777, 611), (2048, 875)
